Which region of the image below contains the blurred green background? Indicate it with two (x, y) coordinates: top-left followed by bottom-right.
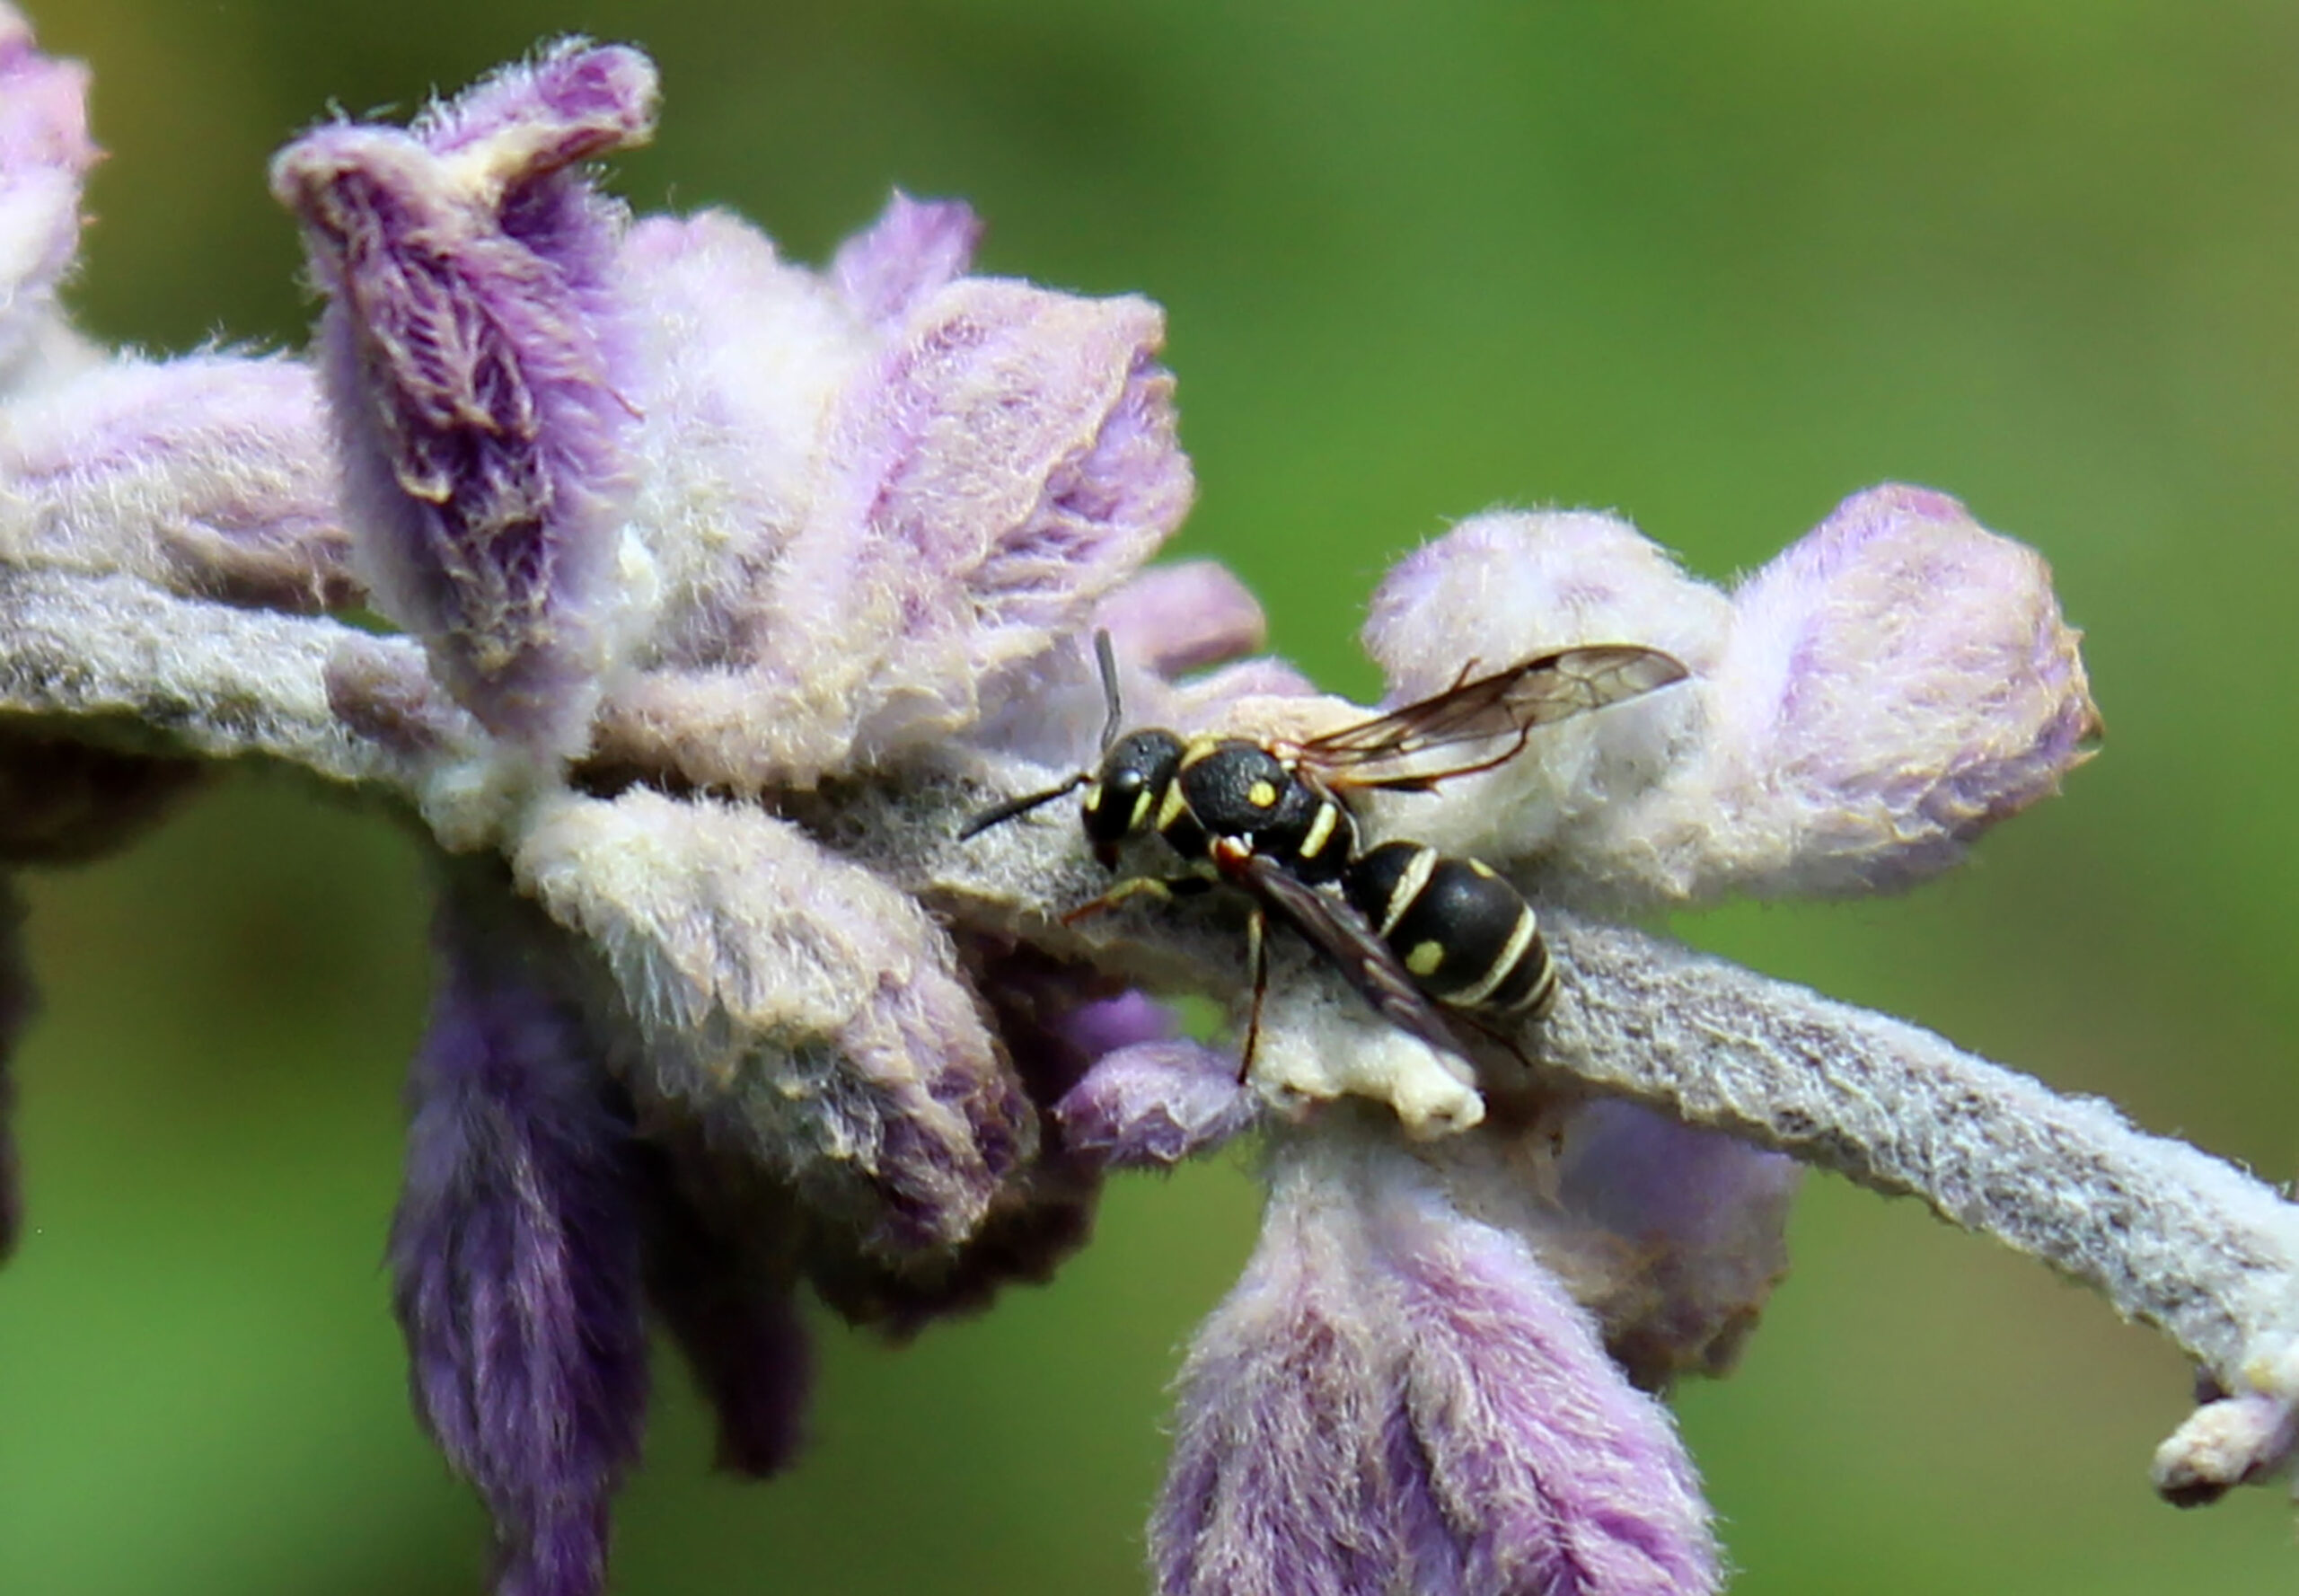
(4, 0), (2296, 1591)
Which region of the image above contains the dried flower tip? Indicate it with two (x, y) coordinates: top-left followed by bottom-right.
(2154, 1389), (2299, 1506)
(1249, 965), (1484, 1135)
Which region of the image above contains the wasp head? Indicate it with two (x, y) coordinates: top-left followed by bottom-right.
(1082, 727), (1185, 865)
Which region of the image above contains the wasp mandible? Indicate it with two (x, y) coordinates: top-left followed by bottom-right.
(960, 631), (1690, 1078)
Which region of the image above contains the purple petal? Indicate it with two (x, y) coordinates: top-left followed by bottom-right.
(1155, 1124), (1717, 1596)
(413, 38), (657, 161)
(0, 7), (95, 368)
(1055, 1041), (1260, 1171)
(270, 44), (659, 755)
(801, 947), (1193, 1332)
(966, 940), (1175, 1100)
(514, 790), (1033, 1253)
(392, 877), (648, 1596)
(1550, 1099), (1801, 1387)
(1093, 560), (1267, 677)
(2155, 1388), (2299, 1506)
(832, 191), (982, 328)
(0, 879), (31, 1257)
(0, 355), (354, 611)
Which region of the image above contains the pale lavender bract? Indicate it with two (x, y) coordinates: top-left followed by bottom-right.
(1361, 488), (2100, 907)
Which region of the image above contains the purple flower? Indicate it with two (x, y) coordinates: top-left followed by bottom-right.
(271, 43), (656, 756)
(253, 47), (2093, 1595)
(1361, 488), (2100, 905)
(393, 874), (648, 1596)
(513, 786), (1035, 1255)
(1155, 1121), (1717, 1596)
(0, 4), (337, 1260)
(0, 8), (348, 613)
(31, 22), (2299, 1596)
(588, 199), (1194, 789)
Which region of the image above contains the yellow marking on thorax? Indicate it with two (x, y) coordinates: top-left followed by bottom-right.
(1246, 779), (1279, 808)
(1179, 736), (1220, 770)
(1155, 783), (1189, 830)
(1299, 802), (1340, 859)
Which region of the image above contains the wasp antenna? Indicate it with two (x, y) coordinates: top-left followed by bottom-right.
(1093, 629), (1126, 751)
(957, 772), (1088, 841)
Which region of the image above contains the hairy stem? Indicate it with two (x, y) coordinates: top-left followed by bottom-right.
(8, 560), (2296, 1495)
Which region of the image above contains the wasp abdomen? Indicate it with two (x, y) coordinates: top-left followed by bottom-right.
(1343, 840), (1555, 1017)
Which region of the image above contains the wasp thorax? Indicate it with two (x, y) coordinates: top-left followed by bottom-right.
(1084, 728), (1185, 851)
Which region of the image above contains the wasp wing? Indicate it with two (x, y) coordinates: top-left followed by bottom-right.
(1225, 850), (1472, 1064)
(1292, 643), (1687, 793)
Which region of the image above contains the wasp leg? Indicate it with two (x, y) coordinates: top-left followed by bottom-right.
(1237, 902), (1269, 1085)
(1060, 874), (1208, 927)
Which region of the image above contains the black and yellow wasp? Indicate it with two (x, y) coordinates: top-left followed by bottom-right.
(961, 632), (1688, 1075)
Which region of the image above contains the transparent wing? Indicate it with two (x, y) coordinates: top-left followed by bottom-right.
(1291, 643), (1687, 793)
(1228, 851), (1471, 1063)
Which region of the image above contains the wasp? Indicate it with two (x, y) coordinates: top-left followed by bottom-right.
(960, 631), (1688, 1077)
